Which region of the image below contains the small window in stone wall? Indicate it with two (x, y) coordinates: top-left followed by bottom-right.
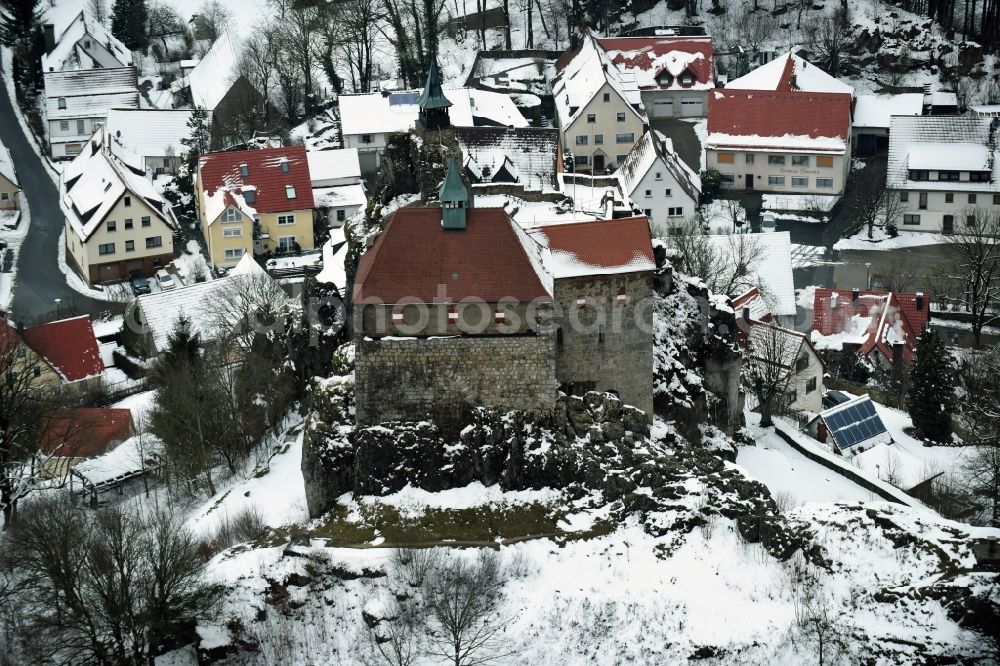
(556, 328), (563, 349)
(392, 310), (404, 324)
(494, 307), (506, 323)
(448, 306), (458, 323)
(616, 288), (628, 305)
(576, 296), (586, 309)
(598, 325), (605, 345)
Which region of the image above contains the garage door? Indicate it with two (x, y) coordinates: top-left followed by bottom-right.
(650, 99), (673, 118)
(680, 97), (703, 116)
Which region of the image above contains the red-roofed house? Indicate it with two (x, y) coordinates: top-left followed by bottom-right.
(706, 89), (853, 194)
(599, 36), (714, 118)
(196, 145), (316, 268)
(1, 316), (104, 393)
(38, 408), (135, 478)
(809, 288), (930, 368)
(529, 216), (656, 414)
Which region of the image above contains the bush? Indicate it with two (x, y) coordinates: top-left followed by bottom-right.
(199, 505), (268, 558)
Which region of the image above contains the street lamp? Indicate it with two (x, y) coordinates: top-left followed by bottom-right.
(865, 262), (872, 290)
(54, 298), (62, 319)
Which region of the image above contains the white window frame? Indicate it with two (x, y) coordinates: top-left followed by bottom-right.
(224, 248), (245, 260)
(223, 227), (243, 237)
(816, 178), (834, 189)
(223, 208), (242, 223)
(277, 214), (295, 226)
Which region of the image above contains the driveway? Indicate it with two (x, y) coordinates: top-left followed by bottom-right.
(649, 117), (702, 174)
(776, 156), (889, 249)
(0, 69), (114, 323)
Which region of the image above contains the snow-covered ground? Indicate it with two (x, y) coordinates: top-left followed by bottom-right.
(0, 198), (27, 312)
(834, 227), (950, 251)
(737, 418), (874, 506)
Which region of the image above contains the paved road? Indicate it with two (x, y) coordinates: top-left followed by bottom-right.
(0, 67), (113, 323)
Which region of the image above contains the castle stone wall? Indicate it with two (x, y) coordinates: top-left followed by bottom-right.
(552, 272), (655, 415)
(355, 335), (556, 432)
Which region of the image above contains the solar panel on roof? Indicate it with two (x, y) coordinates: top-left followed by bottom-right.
(389, 92), (419, 106)
(823, 397), (889, 451)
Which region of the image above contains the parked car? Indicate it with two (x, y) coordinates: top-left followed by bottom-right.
(129, 270), (151, 296)
(156, 270), (176, 291)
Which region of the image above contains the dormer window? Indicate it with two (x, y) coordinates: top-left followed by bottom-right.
(285, 185), (296, 199)
(909, 169), (929, 181)
(244, 190), (256, 205)
(679, 73), (694, 85)
(58, 97), (66, 109)
(240, 164), (249, 178)
(280, 159), (289, 174)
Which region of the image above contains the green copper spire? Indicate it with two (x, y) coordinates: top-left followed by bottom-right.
(439, 158), (469, 230)
(417, 58), (452, 110)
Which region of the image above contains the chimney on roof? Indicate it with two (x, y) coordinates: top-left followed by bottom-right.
(915, 292), (924, 310)
(742, 306), (751, 323)
(892, 341), (906, 382)
(852, 288), (859, 302)
(43, 24), (55, 55)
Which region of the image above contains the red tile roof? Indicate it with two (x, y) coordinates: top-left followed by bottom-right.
(811, 288), (930, 363)
(39, 408), (135, 458)
(707, 89), (852, 149)
(21, 315), (104, 382)
(531, 216), (656, 278)
(353, 207), (552, 304)
(597, 37), (713, 88)
(198, 145), (315, 214)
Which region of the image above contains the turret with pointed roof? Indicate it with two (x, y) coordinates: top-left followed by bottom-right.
(417, 58), (452, 131)
(439, 158), (469, 229)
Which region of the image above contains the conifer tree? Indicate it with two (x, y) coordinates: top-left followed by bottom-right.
(110, 0), (148, 51)
(907, 329), (957, 443)
(0, 0), (44, 88)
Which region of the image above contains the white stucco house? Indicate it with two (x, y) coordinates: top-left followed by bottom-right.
(552, 31), (645, 174)
(44, 68), (140, 159)
(887, 115), (1000, 234)
(307, 148), (367, 227)
(105, 108), (195, 176)
(617, 130), (701, 236)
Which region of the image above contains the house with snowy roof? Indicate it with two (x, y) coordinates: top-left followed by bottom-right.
(1, 315), (105, 393)
(887, 115), (1000, 234)
(740, 319), (824, 415)
(174, 32), (283, 150)
(810, 288), (931, 370)
(60, 129), (178, 285)
(41, 11), (132, 73)
(725, 52), (853, 98)
(706, 231), (796, 326)
(105, 108), (195, 176)
(352, 159), (657, 430)
(196, 145), (316, 267)
(38, 408), (135, 479)
(598, 35), (714, 118)
(135, 254), (279, 354)
(706, 89), (853, 195)
(307, 148), (367, 227)
(0, 142), (20, 211)
(616, 129), (700, 235)
(552, 31), (645, 174)
(44, 67), (140, 159)
(851, 94), (924, 156)
(454, 126), (562, 193)
(340, 84), (528, 174)
(528, 216), (656, 414)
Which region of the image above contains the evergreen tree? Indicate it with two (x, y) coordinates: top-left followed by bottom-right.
(173, 106), (210, 202)
(907, 329), (957, 443)
(0, 0), (44, 89)
(110, 0), (148, 51)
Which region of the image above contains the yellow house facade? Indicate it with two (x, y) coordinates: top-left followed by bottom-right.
(196, 145), (316, 268)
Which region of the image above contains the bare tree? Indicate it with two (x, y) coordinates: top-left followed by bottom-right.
(742, 323), (797, 426)
(147, 2), (183, 53)
(205, 272), (292, 352)
(238, 24), (280, 119)
(194, 0), (232, 45)
(270, 0), (322, 111)
(941, 207), (1000, 347)
(725, 5), (778, 69)
(88, 0), (108, 25)
(852, 173), (904, 239)
(360, 594), (423, 666)
(804, 8), (852, 77)
(339, 0), (386, 93)
(6, 498), (215, 663)
(422, 550), (516, 666)
(382, 0), (449, 88)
